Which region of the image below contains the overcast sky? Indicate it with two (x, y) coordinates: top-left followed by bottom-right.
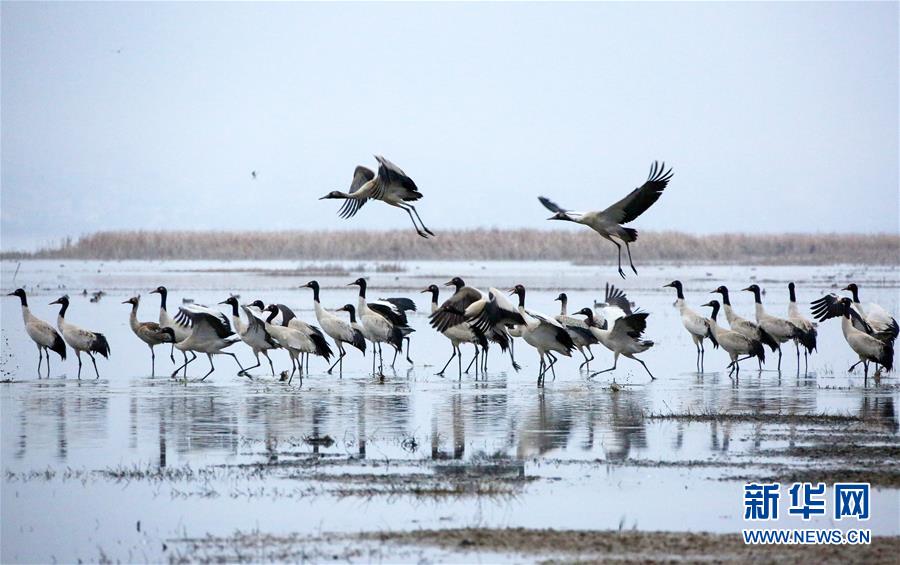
(2, 2), (897, 251)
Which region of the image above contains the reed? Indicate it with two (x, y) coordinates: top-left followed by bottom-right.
(2, 229), (897, 265)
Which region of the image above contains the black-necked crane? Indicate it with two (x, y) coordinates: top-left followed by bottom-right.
(539, 161), (672, 278)
(335, 304), (368, 371)
(575, 307), (655, 380)
(663, 280), (717, 372)
(742, 284), (801, 372)
(429, 277), (512, 373)
(508, 284), (574, 386)
(711, 285), (778, 369)
(423, 283), (489, 378)
(554, 292), (599, 370)
(170, 305), (244, 380)
(7, 288), (66, 378)
(701, 300), (765, 377)
(301, 280), (363, 376)
(320, 155), (434, 238)
(123, 295), (176, 376)
(49, 295), (110, 379)
(842, 283), (899, 346)
(810, 295), (894, 381)
(464, 287), (525, 372)
(786, 282), (818, 373)
(149, 286), (192, 372)
(264, 301), (333, 374)
(220, 296), (280, 376)
(347, 277), (415, 375)
(258, 305), (316, 384)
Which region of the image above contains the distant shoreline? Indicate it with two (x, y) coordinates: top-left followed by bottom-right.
(1, 229), (897, 265)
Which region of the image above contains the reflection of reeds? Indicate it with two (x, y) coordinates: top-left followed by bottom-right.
(3, 229), (898, 264)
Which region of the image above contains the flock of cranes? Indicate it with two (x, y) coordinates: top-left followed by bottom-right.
(5, 156), (897, 384)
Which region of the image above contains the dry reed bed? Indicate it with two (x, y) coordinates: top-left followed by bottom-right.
(2, 229), (897, 264)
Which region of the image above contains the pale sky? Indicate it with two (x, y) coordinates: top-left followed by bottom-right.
(2, 1), (898, 251)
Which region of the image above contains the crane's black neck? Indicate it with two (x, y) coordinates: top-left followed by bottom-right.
(750, 288), (762, 304)
(15, 293), (28, 307)
(719, 288), (730, 306)
(57, 301), (69, 318)
(428, 288), (439, 304)
(451, 279), (464, 291)
(708, 302), (720, 320)
(516, 290), (526, 308)
(672, 284), (684, 300)
(278, 304), (296, 326)
(158, 289), (168, 311)
(266, 309), (278, 323)
(357, 283), (367, 299)
(226, 301), (239, 317)
(345, 306), (357, 324)
(582, 310), (595, 325)
(311, 285), (320, 303)
(849, 287), (860, 303)
(788, 284), (797, 303)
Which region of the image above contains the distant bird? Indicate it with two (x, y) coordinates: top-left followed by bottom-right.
(539, 161), (672, 278)
(170, 305), (244, 380)
(842, 283), (899, 346)
(7, 288), (66, 378)
(786, 282), (818, 373)
(123, 295), (176, 376)
(576, 307), (655, 380)
(701, 300), (764, 377)
(320, 156), (434, 238)
(711, 285), (778, 369)
(301, 280), (362, 376)
(50, 295), (110, 379)
(348, 277), (416, 374)
(664, 280), (717, 372)
(149, 286), (192, 372)
(508, 285), (574, 386)
(220, 296), (280, 376)
(554, 292), (599, 370)
(423, 284), (488, 378)
(251, 170), (257, 180)
(743, 284), (801, 372)
(810, 295), (894, 381)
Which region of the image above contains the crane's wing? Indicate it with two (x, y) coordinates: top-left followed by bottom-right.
(242, 306), (279, 347)
(338, 166), (376, 219)
(429, 286), (482, 332)
(177, 307), (234, 339)
(537, 196), (567, 214)
(601, 161), (672, 224)
(467, 289), (525, 334)
(605, 283), (639, 315)
(174, 303), (229, 329)
(379, 297), (417, 313)
(369, 301), (410, 327)
(810, 294), (872, 333)
(375, 155), (419, 194)
(610, 312), (650, 341)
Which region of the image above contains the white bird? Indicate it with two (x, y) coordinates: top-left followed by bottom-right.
(700, 300), (765, 377)
(710, 285), (779, 369)
(539, 161), (672, 278)
(348, 277), (415, 375)
(663, 280), (717, 372)
(465, 287), (526, 372)
(507, 285), (575, 386)
(786, 282), (818, 373)
(575, 307), (655, 380)
(220, 296), (280, 376)
(423, 284), (488, 378)
(257, 304), (325, 384)
(743, 284), (802, 372)
(50, 295), (110, 379)
(7, 289), (66, 378)
(841, 283), (899, 346)
(300, 282), (365, 376)
(810, 295), (894, 381)
(554, 292), (599, 370)
(246, 299), (333, 374)
(170, 305), (244, 380)
(122, 295), (176, 376)
(149, 286), (192, 372)
(320, 156), (434, 238)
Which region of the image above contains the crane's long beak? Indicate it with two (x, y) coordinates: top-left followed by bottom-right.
(741, 287), (752, 292)
(149, 289), (160, 294)
(121, 299), (131, 304)
(6, 292), (16, 296)
(443, 280), (454, 286)
(662, 283), (673, 288)
(507, 288), (517, 295)
(419, 288), (430, 293)
(840, 286), (851, 292)
(217, 300), (229, 305)
(49, 298), (61, 305)
(701, 301), (714, 307)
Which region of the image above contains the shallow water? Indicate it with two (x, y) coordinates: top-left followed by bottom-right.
(1, 260), (898, 562)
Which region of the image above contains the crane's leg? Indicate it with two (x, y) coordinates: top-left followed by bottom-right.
(46, 348), (52, 378)
(289, 354), (297, 381)
(578, 346), (591, 370)
(150, 345), (156, 377)
(482, 343), (489, 372)
(76, 351), (83, 380)
(200, 354), (215, 381)
(171, 351), (195, 378)
(88, 352), (100, 379)
(169, 342), (176, 364)
(464, 348), (478, 374)
(263, 350), (275, 375)
(611, 239), (625, 279)
(36, 345), (43, 378)
(700, 340), (706, 372)
(804, 350), (808, 374)
(776, 346), (782, 372)
(408, 204), (435, 237)
(546, 352), (559, 380)
(693, 339), (701, 372)
(327, 344), (346, 375)
(624, 241), (638, 275)
(398, 203), (430, 238)
(437, 345), (456, 377)
(590, 353), (619, 378)
(391, 344), (400, 368)
(305, 352), (310, 373)
(405, 336), (413, 364)
(509, 339), (521, 371)
(634, 356), (655, 380)
(241, 352), (261, 376)
(371, 343), (377, 374)
(537, 353), (545, 387)
(848, 360), (863, 372)
(226, 352), (247, 377)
